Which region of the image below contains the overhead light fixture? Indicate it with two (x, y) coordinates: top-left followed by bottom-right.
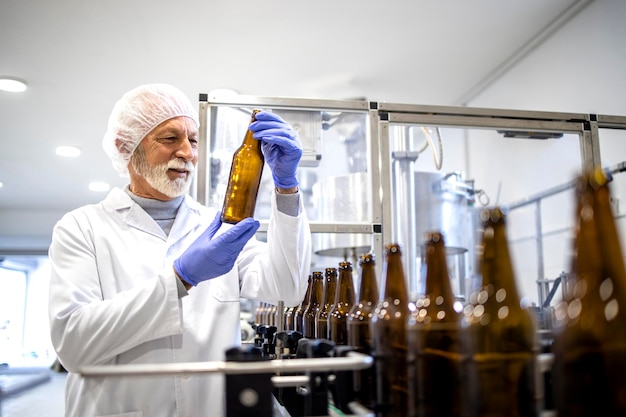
(497, 130), (563, 140)
(0, 181), (3, 188)
(56, 145), (82, 157)
(0, 76), (28, 93)
(89, 182), (110, 192)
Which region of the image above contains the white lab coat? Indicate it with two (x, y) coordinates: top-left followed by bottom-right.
(48, 187), (311, 417)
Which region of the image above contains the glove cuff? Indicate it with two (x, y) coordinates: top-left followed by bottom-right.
(273, 175), (299, 189)
(173, 260), (198, 287)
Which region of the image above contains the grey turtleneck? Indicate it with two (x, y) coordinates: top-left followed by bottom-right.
(125, 187), (184, 235)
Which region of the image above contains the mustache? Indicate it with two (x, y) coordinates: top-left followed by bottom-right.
(167, 159), (195, 173)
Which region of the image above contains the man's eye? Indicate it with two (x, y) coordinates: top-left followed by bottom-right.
(158, 136), (177, 142)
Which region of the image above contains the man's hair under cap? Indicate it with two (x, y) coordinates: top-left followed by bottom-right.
(102, 83), (200, 177)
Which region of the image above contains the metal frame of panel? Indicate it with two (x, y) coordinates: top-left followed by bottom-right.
(197, 95), (626, 303)
(196, 94), (384, 277)
(373, 102), (597, 247)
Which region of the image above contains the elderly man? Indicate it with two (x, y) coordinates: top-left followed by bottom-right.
(48, 83), (311, 417)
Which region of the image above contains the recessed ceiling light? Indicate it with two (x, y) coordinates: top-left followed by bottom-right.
(56, 146), (81, 157)
(89, 182), (110, 192)
(0, 77), (28, 93)
(0, 181), (3, 188)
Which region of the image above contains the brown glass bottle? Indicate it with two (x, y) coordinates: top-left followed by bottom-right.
(329, 261), (356, 345)
(371, 243), (410, 417)
(465, 207), (538, 417)
(302, 271), (324, 338)
(255, 302), (269, 325)
(316, 267), (337, 339)
(284, 306), (295, 331)
(407, 232), (466, 417)
(293, 275), (313, 334)
(221, 109), (264, 224)
(552, 169), (626, 417)
(347, 253), (379, 410)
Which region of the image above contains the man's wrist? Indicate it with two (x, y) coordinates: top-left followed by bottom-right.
(276, 186), (298, 194)
(173, 267), (193, 290)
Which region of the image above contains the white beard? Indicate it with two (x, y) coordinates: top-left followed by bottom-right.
(131, 148), (195, 198)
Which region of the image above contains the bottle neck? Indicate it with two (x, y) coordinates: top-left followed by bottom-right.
(336, 269), (356, 305)
(382, 254), (409, 303)
(301, 278), (313, 307)
(241, 129), (261, 149)
(323, 275), (337, 306)
(424, 242), (455, 301)
(479, 222), (522, 300)
(358, 264), (379, 302)
(310, 276), (323, 306)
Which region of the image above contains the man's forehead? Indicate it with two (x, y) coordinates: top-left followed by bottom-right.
(152, 116), (198, 134)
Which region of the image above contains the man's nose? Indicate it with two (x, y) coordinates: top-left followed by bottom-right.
(175, 138), (195, 161)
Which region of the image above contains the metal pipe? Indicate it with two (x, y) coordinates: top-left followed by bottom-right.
(79, 351), (373, 378)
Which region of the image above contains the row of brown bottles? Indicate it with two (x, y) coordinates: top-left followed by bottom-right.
(252, 170), (626, 416)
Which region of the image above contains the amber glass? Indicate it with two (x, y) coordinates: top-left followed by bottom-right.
(316, 267), (337, 339)
(371, 243), (410, 417)
(221, 109), (264, 224)
(552, 169), (626, 416)
(347, 253), (379, 409)
(284, 306), (294, 331)
(465, 208), (538, 417)
(256, 302), (272, 325)
(266, 303), (277, 326)
(329, 261), (356, 345)
(293, 275), (313, 334)
(302, 271), (324, 338)
(407, 232), (466, 417)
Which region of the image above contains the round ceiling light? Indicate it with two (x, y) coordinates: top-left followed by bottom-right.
(89, 182), (110, 192)
(56, 146), (82, 157)
(0, 77), (28, 93)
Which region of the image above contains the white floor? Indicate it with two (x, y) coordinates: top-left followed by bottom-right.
(0, 372), (66, 417)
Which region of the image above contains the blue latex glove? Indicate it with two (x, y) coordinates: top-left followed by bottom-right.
(249, 111), (302, 189)
(173, 213), (260, 286)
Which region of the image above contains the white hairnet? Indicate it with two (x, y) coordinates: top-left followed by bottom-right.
(102, 83), (199, 176)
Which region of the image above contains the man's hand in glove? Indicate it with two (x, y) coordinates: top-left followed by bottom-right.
(249, 111), (302, 190)
(173, 213), (260, 287)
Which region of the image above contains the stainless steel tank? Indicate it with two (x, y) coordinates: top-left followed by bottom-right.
(410, 171), (473, 299)
(311, 172), (371, 258)
(413, 171), (471, 255)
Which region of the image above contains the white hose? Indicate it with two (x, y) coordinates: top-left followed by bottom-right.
(418, 126), (443, 170)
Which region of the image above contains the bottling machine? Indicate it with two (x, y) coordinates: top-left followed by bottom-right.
(80, 94), (626, 416)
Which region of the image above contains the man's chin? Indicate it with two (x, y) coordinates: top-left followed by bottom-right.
(153, 180), (191, 199)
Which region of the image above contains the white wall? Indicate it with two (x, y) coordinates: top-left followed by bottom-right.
(466, 0), (626, 305)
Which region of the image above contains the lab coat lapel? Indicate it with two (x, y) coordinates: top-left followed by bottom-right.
(105, 187), (167, 240)
(125, 203), (166, 239)
(167, 195), (203, 243)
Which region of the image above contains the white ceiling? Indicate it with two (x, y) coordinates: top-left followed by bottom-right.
(0, 0), (589, 239)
